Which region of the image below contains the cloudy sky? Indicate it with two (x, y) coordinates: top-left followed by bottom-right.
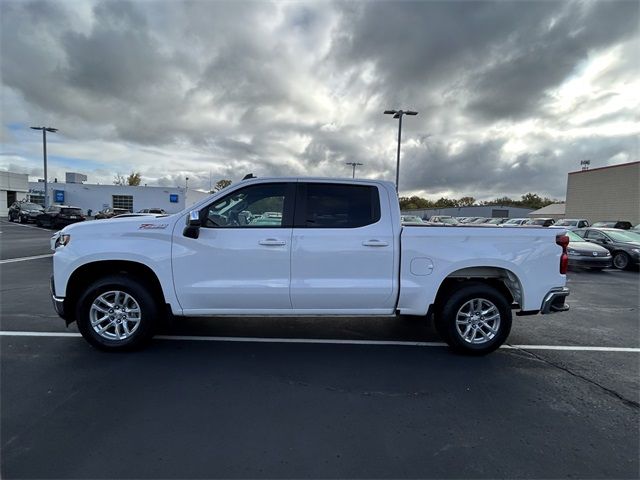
(1, 0), (638, 200)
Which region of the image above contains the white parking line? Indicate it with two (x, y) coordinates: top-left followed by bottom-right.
(0, 220), (49, 231)
(0, 331), (638, 352)
(0, 254), (53, 264)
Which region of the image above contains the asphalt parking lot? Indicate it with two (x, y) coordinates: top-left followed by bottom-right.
(1, 219), (638, 479)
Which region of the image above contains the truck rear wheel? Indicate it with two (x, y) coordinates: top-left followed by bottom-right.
(435, 282), (512, 355)
(76, 274), (159, 351)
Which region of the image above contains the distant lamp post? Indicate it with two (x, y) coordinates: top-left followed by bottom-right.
(384, 109), (418, 193)
(345, 162), (363, 178)
(30, 126), (58, 208)
(185, 176), (189, 191)
(580, 160), (591, 171)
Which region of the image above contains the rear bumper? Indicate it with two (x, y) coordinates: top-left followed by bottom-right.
(541, 287), (570, 314)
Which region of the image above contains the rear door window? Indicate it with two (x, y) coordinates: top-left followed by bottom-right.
(296, 183), (380, 228)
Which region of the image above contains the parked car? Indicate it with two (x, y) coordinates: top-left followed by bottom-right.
(485, 218), (508, 225)
(95, 208), (130, 219)
(400, 215), (424, 224)
(564, 230), (612, 271)
(573, 228), (640, 270)
(138, 208), (167, 214)
(36, 205), (85, 229)
(502, 218), (529, 227)
(49, 178), (570, 354)
(114, 213), (164, 218)
(552, 219), (590, 230)
(459, 217), (483, 223)
(591, 221), (633, 230)
(8, 202), (45, 223)
(525, 218), (556, 227)
(428, 215), (458, 225)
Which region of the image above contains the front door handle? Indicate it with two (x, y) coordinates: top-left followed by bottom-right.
(259, 238), (286, 246)
(362, 239), (389, 247)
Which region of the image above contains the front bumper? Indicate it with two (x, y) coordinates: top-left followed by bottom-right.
(568, 256), (612, 268)
(541, 287), (570, 314)
(50, 276), (67, 319)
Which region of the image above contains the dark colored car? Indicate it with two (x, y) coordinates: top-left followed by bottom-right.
(525, 218), (556, 227)
(8, 202), (45, 223)
(574, 228), (640, 270)
(36, 206), (86, 229)
(94, 208), (130, 219)
(591, 221), (633, 230)
(565, 230), (612, 271)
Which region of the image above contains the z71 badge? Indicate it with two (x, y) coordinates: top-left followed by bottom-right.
(138, 223), (168, 230)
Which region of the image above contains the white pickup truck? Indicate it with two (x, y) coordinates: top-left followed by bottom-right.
(50, 177), (570, 354)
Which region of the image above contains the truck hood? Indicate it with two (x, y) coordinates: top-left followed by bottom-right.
(58, 214), (180, 236)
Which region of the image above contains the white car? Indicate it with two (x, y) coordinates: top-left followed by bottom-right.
(50, 177), (569, 355)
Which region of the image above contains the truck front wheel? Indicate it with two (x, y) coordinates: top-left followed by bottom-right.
(76, 274), (159, 351)
(435, 282), (512, 355)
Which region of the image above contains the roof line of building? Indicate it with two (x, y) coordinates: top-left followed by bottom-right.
(568, 160), (640, 175)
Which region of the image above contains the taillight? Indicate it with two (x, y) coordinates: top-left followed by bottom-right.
(556, 234), (569, 274)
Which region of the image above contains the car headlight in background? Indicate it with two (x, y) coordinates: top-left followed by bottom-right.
(54, 234), (71, 248)
(567, 249), (580, 256)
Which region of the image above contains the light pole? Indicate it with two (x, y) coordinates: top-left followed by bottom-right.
(185, 177), (189, 191)
(30, 126), (58, 208)
(345, 162), (363, 178)
(384, 109), (418, 193)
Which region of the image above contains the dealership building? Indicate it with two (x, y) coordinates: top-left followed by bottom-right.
(18, 172), (210, 215)
(564, 161), (639, 225)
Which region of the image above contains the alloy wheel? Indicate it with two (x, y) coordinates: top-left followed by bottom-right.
(455, 298), (501, 345)
(90, 290), (142, 341)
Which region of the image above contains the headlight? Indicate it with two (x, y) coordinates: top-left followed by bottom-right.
(605, 251), (611, 256)
(567, 249), (580, 256)
(55, 234), (71, 248)
(632, 248), (640, 254)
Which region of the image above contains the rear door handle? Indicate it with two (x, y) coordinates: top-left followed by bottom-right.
(259, 238), (286, 246)
(362, 239), (389, 247)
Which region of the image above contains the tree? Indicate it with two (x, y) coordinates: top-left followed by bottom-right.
(113, 173), (125, 186)
(213, 179), (232, 192)
(127, 172), (142, 186)
(457, 196), (476, 207)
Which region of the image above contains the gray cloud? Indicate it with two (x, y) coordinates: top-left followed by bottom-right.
(1, 0), (638, 198)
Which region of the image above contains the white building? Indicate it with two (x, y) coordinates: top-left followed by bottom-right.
(1, 171), (29, 216)
(27, 179), (210, 215)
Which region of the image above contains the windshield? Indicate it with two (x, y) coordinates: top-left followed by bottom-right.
(487, 218), (502, 224)
(504, 219), (521, 224)
(607, 230), (640, 243)
(528, 219), (547, 225)
(566, 231), (584, 242)
(440, 217), (458, 224)
(61, 208), (83, 215)
(555, 220), (577, 226)
(22, 203), (43, 210)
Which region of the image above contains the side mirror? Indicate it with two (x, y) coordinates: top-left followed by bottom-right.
(183, 210), (201, 239)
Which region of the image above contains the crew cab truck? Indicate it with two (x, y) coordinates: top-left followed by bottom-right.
(50, 178), (570, 354)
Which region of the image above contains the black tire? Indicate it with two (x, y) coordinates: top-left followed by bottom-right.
(76, 274), (160, 351)
(612, 252), (630, 270)
(435, 282), (512, 355)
